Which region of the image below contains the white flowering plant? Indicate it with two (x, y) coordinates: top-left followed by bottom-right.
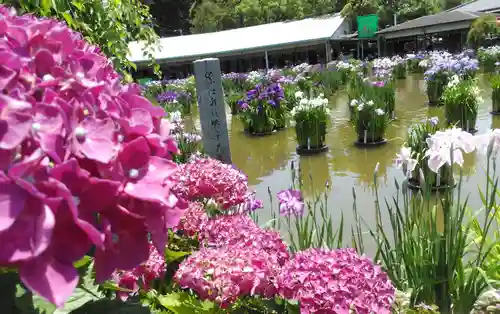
(350, 98), (390, 143)
(291, 92), (330, 149)
(442, 75), (482, 131)
(292, 62), (310, 74)
(347, 72), (364, 114)
(374, 127), (496, 314)
(373, 57), (396, 71)
(247, 70), (266, 84)
(406, 53), (427, 73)
(477, 45), (500, 72)
(398, 117), (454, 187)
(295, 75), (317, 97)
(392, 55), (407, 79)
(335, 60), (358, 84)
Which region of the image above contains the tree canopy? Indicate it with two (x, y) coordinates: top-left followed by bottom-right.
(467, 14), (499, 48)
(146, 0), (466, 35)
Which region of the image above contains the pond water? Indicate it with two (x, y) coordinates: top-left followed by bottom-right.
(185, 74), (497, 243)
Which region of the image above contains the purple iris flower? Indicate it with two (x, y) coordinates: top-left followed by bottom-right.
(277, 189), (305, 216)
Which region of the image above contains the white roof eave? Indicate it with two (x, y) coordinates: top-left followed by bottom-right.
(128, 14), (346, 65)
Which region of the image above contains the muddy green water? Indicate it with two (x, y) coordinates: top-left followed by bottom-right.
(185, 74), (497, 242)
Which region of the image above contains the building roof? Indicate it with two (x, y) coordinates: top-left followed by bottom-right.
(376, 10), (483, 35)
(128, 14), (347, 65)
(451, 0), (500, 13)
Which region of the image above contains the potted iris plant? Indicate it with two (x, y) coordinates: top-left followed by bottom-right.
(490, 74), (500, 115)
(392, 56), (407, 79)
(237, 82), (285, 135)
(363, 79), (396, 119)
(402, 117), (454, 190)
(424, 66), (450, 106)
(477, 46), (500, 73)
(291, 93), (330, 154)
(406, 53), (426, 73)
(351, 98), (390, 146)
(442, 75), (481, 132)
(347, 71), (364, 120)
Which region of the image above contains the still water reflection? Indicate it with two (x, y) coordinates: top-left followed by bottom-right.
(192, 74), (496, 241)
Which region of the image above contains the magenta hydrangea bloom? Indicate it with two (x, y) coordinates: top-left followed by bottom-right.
(277, 248), (395, 313)
(174, 201), (208, 237)
(198, 214), (290, 266)
(171, 157), (249, 209)
(113, 243), (166, 301)
(0, 6), (181, 307)
(174, 246), (281, 307)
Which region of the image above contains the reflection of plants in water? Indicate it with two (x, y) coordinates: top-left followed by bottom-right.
(492, 116), (500, 129)
(297, 154), (331, 199)
(331, 145), (393, 187)
(230, 126), (294, 185)
(405, 73), (425, 93)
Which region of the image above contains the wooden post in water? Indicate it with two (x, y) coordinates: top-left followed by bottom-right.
(193, 58), (232, 164)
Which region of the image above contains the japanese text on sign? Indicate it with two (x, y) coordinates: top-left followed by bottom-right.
(193, 58), (231, 163)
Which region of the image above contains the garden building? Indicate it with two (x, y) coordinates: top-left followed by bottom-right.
(376, 0), (500, 56)
(128, 13), (350, 79)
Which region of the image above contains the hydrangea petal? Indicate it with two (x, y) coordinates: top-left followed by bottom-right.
(0, 94), (32, 149)
(34, 49), (55, 76)
(124, 156), (178, 204)
(20, 256), (79, 307)
(0, 198), (55, 263)
(0, 65), (17, 90)
(120, 108), (153, 136)
(0, 178), (26, 232)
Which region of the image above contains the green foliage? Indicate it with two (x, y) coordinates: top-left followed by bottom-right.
(467, 14), (499, 49)
(1, 0), (160, 77)
(156, 291), (215, 313)
(393, 62), (407, 79)
(267, 162), (344, 252)
(393, 0), (439, 23)
(353, 155), (497, 313)
(490, 75), (500, 92)
(189, 0), (232, 33)
(153, 0), (467, 37)
(317, 69), (343, 97)
(426, 74), (449, 106)
(148, 0), (193, 37)
(491, 76), (500, 113)
(406, 119), (452, 187)
(468, 180), (500, 286)
(189, 0), (337, 33)
(1, 258), (119, 314)
(442, 77), (480, 130)
(340, 0), (377, 21)
(441, 0), (465, 10)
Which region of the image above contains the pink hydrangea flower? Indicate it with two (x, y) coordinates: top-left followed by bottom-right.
(113, 243), (166, 301)
(171, 157), (249, 209)
(174, 246), (281, 307)
(277, 248), (395, 314)
(174, 201), (208, 237)
(113, 271), (139, 301)
(0, 6), (181, 307)
(198, 214), (290, 266)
